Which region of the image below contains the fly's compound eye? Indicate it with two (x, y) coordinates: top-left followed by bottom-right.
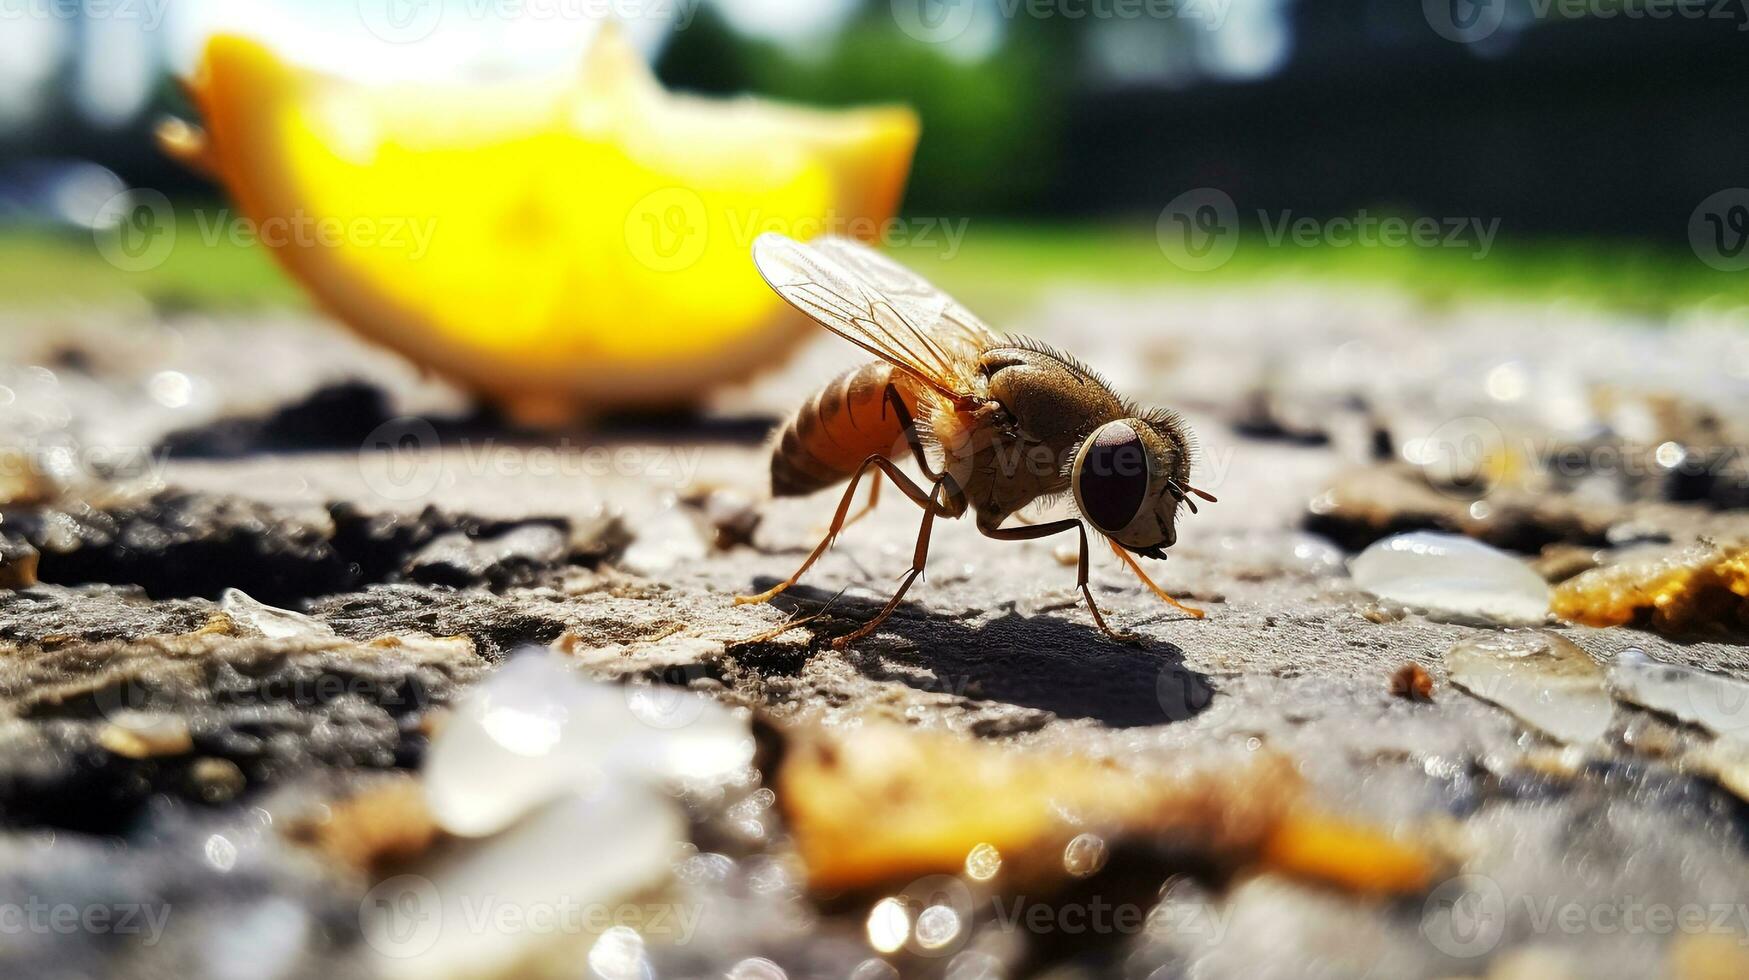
(1075, 420), (1150, 535)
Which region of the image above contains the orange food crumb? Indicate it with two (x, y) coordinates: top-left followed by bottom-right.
(1388, 662), (1435, 702)
(1552, 543), (1749, 634)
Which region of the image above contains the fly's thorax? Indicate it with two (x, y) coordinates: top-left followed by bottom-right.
(1071, 418), (1191, 552)
(978, 344), (1128, 460)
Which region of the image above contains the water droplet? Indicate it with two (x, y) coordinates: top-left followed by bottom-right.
(147, 369), (192, 408)
(1063, 832), (1108, 877)
(964, 842), (1002, 881)
(204, 833), (237, 872)
(866, 897), (909, 954)
(1485, 361), (1529, 402)
(726, 957), (787, 980)
(587, 926), (651, 980)
(914, 903), (962, 950)
(944, 950), (1003, 980)
(850, 959), (900, 980)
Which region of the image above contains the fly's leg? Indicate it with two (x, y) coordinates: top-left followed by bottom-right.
(736, 454), (951, 606)
(839, 472), (882, 530)
(883, 381), (953, 483)
(835, 383), (942, 533)
(981, 518), (1140, 642)
(830, 477), (946, 650)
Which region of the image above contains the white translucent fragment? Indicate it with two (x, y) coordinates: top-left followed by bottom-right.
(1351, 532), (1550, 624)
(1445, 632), (1613, 745)
(219, 588), (335, 639)
(1609, 648), (1749, 743)
(424, 649), (752, 837)
(368, 788), (681, 980)
(620, 502), (709, 576)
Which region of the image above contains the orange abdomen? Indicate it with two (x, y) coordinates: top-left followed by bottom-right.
(771, 361), (920, 496)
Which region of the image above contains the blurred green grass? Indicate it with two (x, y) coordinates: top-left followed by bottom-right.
(901, 224), (1749, 320)
(1, 214), (1741, 319)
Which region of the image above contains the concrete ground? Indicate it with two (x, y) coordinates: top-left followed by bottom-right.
(1, 286), (1748, 978)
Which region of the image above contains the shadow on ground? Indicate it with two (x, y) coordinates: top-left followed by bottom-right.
(770, 583), (1217, 729)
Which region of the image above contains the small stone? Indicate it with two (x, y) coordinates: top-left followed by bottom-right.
(1351, 531), (1550, 625)
(0, 536), (38, 589)
(287, 776), (437, 872)
(0, 448), (62, 506)
(189, 757), (247, 803)
(684, 487), (761, 550)
(405, 524), (567, 590)
(97, 711), (193, 759)
(220, 588), (335, 639)
(1444, 632), (1613, 745)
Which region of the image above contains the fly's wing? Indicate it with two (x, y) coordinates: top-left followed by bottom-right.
(751, 232), (1000, 408)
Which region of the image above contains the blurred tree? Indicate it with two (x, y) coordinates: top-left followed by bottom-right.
(658, 5), (1070, 216)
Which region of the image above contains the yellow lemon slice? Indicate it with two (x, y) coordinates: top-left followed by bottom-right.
(163, 28), (918, 419)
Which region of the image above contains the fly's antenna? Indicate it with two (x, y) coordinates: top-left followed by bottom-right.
(1165, 480), (1218, 515)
